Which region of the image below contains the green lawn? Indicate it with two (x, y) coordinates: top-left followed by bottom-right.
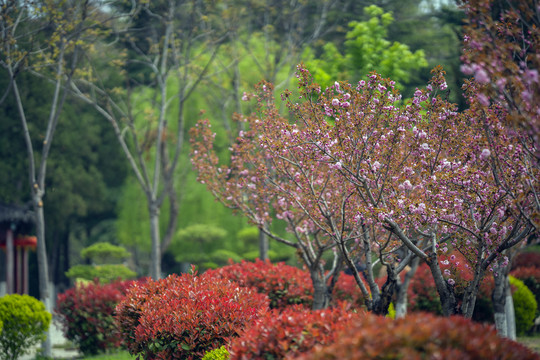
(80, 351), (135, 360)
(518, 335), (540, 355)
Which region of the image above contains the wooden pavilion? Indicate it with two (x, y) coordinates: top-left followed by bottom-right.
(0, 202), (36, 296)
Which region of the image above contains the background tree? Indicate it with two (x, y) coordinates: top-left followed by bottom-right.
(304, 5), (428, 92)
(69, 0), (227, 279)
(0, 1), (120, 355)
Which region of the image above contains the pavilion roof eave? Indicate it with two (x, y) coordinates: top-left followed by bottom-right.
(0, 202), (35, 225)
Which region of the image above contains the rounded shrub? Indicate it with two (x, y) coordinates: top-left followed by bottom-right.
(229, 303), (360, 359)
(511, 266), (540, 316)
(56, 279), (137, 355)
(0, 294), (52, 360)
(65, 263), (137, 284)
(81, 242), (131, 265)
(297, 312), (540, 360)
(202, 346), (230, 360)
(204, 259), (314, 309)
(510, 275), (538, 335)
(115, 269), (269, 360)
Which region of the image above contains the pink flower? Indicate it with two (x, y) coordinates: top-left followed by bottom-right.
(242, 92), (249, 101)
(440, 82), (448, 90)
(480, 148), (491, 160)
(477, 93), (490, 106)
(474, 68), (489, 84)
(332, 98), (340, 107)
(448, 278), (455, 286)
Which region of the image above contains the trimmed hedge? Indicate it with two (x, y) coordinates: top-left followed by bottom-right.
(297, 312), (540, 360)
(204, 259), (314, 309)
(115, 270), (269, 360)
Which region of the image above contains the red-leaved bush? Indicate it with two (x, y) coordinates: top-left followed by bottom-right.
(56, 279), (137, 355)
(204, 259), (314, 309)
(407, 262), (442, 314)
(297, 312), (540, 360)
(512, 252), (540, 271)
(229, 302), (360, 359)
(332, 273), (369, 308)
(115, 270), (269, 360)
(205, 259), (369, 310)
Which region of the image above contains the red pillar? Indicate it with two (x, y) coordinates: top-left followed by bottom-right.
(6, 227), (14, 294)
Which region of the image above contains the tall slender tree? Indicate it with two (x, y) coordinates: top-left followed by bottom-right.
(0, 0), (121, 355)
(69, 0), (226, 279)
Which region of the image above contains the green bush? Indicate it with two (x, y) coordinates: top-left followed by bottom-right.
(65, 264), (137, 284)
(81, 242), (131, 265)
(0, 294), (52, 360)
(176, 224), (227, 244)
(510, 276), (538, 335)
(209, 249), (242, 266)
(202, 346), (230, 360)
(242, 249), (279, 262)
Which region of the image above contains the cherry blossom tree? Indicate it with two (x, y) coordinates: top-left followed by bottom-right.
(191, 64), (537, 318)
(459, 0), (539, 336)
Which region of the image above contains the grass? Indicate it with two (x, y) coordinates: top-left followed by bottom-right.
(518, 335), (540, 355)
(80, 350), (135, 360)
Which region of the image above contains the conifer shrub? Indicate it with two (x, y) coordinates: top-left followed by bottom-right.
(297, 312), (540, 360)
(115, 270), (269, 360)
(56, 279), (137, 355)
(0, 294), (51, 360)
(229, 303), (360, 359)
(204, 259), (314, 309)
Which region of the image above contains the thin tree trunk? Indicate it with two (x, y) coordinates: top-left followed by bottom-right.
(34, 202), (52, 356)
(310, 270), (330, 310)
(492, 267), (508, 337)
(395, 257), (420, 318)
(427, 255), (458, 316)
(258, 228), (268, 261)
(373, 266), (397, 315)
(149, 203), (161, 280)
(505, 282), (517, 340)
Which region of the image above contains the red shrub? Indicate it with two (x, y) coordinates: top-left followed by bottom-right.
(512, 252), (540, 271)
(229, 302), (360, 359)
(204, 259), (313, 309)
(297, 312), (540, 360)
(115, 270), (269, 360)
(332, 273), (369, 308)
(407, 262), (442, 314)
(56, 279), (137, 355)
